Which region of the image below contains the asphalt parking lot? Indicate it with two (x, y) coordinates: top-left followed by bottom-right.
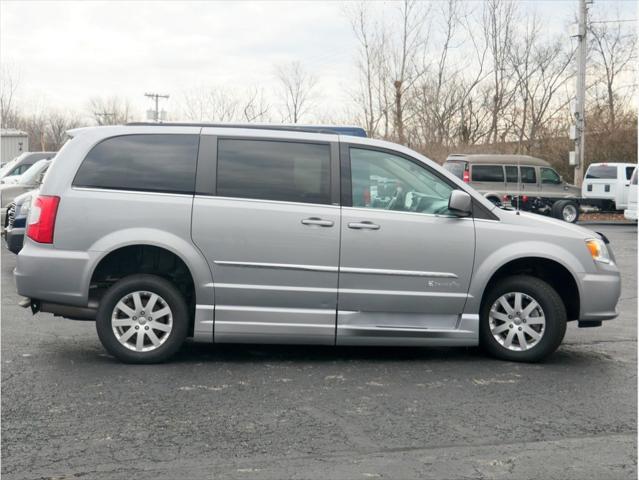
(1, 223), (636, 480)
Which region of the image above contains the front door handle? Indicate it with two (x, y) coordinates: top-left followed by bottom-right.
(348, 221), (380, 230)
(301, 217), (334, 227)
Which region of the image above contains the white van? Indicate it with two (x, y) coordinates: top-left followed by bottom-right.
(582, 162), (637, 210)
(624, 167), (637, 221)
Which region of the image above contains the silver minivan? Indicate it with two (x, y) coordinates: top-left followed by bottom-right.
(14, 125), (621, 363)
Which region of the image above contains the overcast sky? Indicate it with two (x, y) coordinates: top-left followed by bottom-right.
(1, 0), (636, 122)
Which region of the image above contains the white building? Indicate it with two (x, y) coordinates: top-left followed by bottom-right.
(1, 129), (29, 164)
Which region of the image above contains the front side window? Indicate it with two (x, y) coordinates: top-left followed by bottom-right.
(541, 167), (561, 184)
(350, 148), (454, 215)
(216, 139), (330, 204)
(626, 166), (636, 180)
(505, 166), (518, 183)
(520, 166), (537, 184)
(471, 165), (504, 182)
(73, 134), (199, 194)
(632, 168), (638, 185)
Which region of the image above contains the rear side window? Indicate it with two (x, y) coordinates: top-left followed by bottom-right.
(586, 165), (617, 179)
(443, 161), (466, 179)
(74, 134), (199, 194)
(216, 139), (330, 204)
(505, 166), (518, 182)
(520, 166), (537, 183)
(471, 165), (504, 182)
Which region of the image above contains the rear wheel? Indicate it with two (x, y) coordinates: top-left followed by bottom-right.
(479, 275), (566, 362)
(96, 274), (189, 363)
(552, 200), (580, 223)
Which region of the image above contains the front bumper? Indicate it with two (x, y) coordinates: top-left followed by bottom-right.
(4, 226), (24, 254)
(577, 269), (621, 322)
(624, 208), (637, 221)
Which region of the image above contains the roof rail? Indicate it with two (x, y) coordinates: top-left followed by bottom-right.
(125, 122), (367, 137)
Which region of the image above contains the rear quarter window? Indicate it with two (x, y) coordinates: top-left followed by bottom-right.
(471, 165), (504, 182)
(73, 134), (199, 194)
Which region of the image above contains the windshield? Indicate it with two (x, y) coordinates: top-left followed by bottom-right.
(17, 160), (50, 185)
(0, 158), (19, 177)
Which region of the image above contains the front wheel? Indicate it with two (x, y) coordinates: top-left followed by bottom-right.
(96, 274), (189, 363)
(479, 275), (567, 362)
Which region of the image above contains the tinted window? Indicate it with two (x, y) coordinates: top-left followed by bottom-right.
(541, 167), (561, 184)
(74, 134), (199, 193)
(471, 165), (504, 182)
(626, 166), (635, 180)
(350, 148), (454, 215)
(586, 165), (617, 179)
(443, 161), (466, 179)
(632, 168), (638, 185)
(216, 139), (330, 204)
(505, 166), (518, 183)
(521, 166), (537, 183)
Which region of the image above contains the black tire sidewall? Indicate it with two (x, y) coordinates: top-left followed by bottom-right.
(552, 200), (579, 223)
(479, 275), (567, 362)
(96, 274), (189, 363)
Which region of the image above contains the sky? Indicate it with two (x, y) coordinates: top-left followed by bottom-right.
(1, 0), (636, 122)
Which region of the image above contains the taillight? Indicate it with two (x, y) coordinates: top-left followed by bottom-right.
(26, 195), (60, 244)
(463, 170), (470, 183)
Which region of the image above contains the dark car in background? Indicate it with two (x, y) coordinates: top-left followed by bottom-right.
(3, 189), (37, 254)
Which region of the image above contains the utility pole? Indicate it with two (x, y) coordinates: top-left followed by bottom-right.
(144, 93), (169, 123)
(570, 0), (591, 187)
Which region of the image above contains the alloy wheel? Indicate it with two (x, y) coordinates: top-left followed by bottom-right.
(488, 292), (546, 351)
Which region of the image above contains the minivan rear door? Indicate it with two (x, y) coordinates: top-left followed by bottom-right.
(191, 129), (341, 345)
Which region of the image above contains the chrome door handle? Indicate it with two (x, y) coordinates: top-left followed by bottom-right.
(301, 217), (334, 227)
(348, 221), (380, 230)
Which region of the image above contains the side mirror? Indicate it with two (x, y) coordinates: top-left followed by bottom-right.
(448, 190), (472, 217)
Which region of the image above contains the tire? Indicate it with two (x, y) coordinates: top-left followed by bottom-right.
(552, 200), (580, 223)
(479, 275), (567, 362)
(96, 274), (189, 363)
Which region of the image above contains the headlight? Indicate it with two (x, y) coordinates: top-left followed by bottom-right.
(585, 238), (610, 264)
(18, 197), (32, 216)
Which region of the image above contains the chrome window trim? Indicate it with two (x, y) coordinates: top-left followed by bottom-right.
(194, 194), (341, 209)
(71, 186), (193, 198)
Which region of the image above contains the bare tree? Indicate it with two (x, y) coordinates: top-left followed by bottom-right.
(182, 87), (238, 122)
(275, 61), (317, 123)
(1, 68), (20, 128)
(47, 111), (82, 150)
(589, 19), (637, 131)
(241, 87), (270, 122)
(482, 0), (518, 144)
(88, 96), (132, 125)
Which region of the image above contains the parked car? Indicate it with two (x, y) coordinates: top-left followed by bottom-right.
(15, 124), (620, 364)
(3, 189), (37, 254)
(0, 159), (51, 226)
(624, 167), (637, 221)
(0, 151), (55, 183)
(443, 154), (582, 223)
(582, 162), (637, 211)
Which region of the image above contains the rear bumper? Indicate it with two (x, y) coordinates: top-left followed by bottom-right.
(15, 241), (96, 307)
(577, 270), (621, 322)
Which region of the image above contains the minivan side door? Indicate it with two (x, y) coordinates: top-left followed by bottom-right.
(191, 129), (341, 345)
(336, 145), (476, 345)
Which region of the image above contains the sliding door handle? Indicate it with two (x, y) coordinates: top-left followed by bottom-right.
(301, 217), (334, 227)
(348, 221), (380, 230)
